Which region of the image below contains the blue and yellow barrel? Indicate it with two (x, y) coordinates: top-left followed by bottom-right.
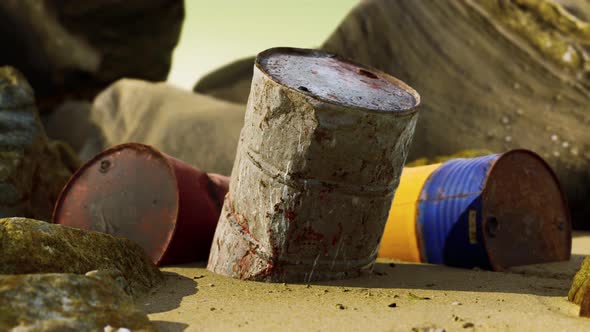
(378, 150), (571, 270)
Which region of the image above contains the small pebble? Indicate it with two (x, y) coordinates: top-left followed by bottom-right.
(336, 303), (346, 310)
(451, 301), (462, 306)
(210, 307), (216, 311)
(462, 322), (474, 328)
(388, 303), (397, 308)
(208, 284), (215, 287)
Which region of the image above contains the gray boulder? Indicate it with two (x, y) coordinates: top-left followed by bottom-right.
(0, 0), (184, 111)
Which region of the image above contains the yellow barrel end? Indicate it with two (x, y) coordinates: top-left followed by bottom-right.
(378, 164), (441, 262)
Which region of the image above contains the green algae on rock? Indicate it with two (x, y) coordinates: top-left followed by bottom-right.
(0, 218), (162, 296)
(569, 257), (590, 303)
(0, 273), (155, 331)
(569, 256), (590, 317)
(0, 67), (75, 221)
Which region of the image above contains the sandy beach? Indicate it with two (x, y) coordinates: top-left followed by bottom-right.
(140, 233), (590, 331)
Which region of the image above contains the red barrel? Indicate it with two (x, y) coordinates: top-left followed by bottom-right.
(52, 143), (229, 266)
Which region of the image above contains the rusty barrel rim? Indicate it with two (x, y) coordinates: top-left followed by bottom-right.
(255, 47), (421, 114)
(481, 149), (571, 271)
(417, 149), (571, 270)
(52, 142), (180, 265)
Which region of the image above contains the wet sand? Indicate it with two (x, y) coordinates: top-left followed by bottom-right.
(141, 233), (590, 331)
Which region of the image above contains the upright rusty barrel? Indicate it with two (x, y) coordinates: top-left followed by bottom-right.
(207, 47), (421, 282)
(53, 143), (230, 266)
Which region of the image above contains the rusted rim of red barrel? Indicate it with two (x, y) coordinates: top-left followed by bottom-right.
(255, 47), (421, 114)
(52, 142), (180, 265)
(481, 149), (572, 271)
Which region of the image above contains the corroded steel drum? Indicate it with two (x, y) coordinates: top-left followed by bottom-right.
(207, 47), (421, 282)
(52, 143), (229, 266)
(378, 150), (571, 270)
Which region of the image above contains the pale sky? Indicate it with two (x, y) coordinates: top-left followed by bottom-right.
(167, 0), (358, 89)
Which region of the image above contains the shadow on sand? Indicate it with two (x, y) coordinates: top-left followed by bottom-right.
(307, 254), (586, 297)
(140, 271), (198, 314)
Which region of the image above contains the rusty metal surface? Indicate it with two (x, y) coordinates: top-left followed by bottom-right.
(53, 143), (229, 266)
(207, 47), (421, 282)
(258, 48), (417, 112)
(482, 150), (571, 271)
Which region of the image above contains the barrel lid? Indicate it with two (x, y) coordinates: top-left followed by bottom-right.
(482, 150), (571, 271)
(52, 143), (179, 265)
(256, 47), (420, 113)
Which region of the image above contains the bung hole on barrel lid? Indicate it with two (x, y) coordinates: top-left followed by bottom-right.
(257, 48), (419, 112)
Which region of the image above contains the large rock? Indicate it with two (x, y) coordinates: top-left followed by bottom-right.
(0, 0), (184, 111)
(90, 79), (246, 175)
(0, 218), (162, 296)
(193, 56), (255, 104)
(190, 0), (590, 227)
(0, 66), (76, 221)
(0, 272), (154, 331)
(321, 0), (590, 228)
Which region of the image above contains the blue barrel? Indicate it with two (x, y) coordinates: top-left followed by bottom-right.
(416, 150), (571, 270)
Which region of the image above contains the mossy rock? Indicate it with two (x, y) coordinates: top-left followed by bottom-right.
(569, 256), (590, 316)
(0, 272), (154, 331)
(0, 66), (78, 221)
(322, 0), (590, 228)
(0, 218), (162, 296)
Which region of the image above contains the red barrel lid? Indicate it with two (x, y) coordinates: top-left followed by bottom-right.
(53, 143), (180, 265)
(482, 150), (571, 270)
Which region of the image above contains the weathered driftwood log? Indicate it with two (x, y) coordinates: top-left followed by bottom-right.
(321, 0), (590, 228)
(0, 218), (162, 296)
(0, 0), (183, 111)
(191, 0), (590, 228)
(0, 66), (75, 221)
(0, 272), (154, 331)
(90, 79), (246, 175)
(207, 48), (420, 282)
